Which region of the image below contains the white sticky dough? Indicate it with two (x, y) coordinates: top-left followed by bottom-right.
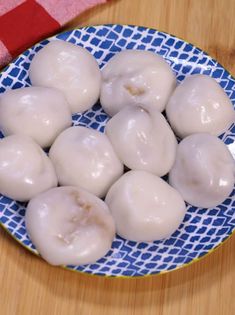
(105, 105), (177, 176)
(25, 186), (115, 265)
(169, 133), (235, 208)
(0, 135), (57, 201)
(29, 40), (101, 113)
(0, 86), (72, 148)
(166, 74), (235, 138)
(105, 170), (186, 242)
(49, 126), (124, 198)
(100, 50), (176, 116)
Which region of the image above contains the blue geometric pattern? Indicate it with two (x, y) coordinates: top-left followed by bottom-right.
(0, 25), (234, 277)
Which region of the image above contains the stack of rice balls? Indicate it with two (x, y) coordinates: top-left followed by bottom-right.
(0, 40), (234, 266)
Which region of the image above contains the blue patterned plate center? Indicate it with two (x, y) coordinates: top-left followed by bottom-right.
(0, 25), (234, 277)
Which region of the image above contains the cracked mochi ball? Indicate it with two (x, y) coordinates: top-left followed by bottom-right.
(25, 186), (115, 265)
(166, 74), (235, 138)
(169, 133), (235, 208)
(105, 170), (186, 242)
(29, 40), (101, 113)
(0, 135), (57, 201)
(105, 105), (177, 176)
(49, 126), (124, 198)
(100, 50), (176, 116)
(0, 87), (72, 148)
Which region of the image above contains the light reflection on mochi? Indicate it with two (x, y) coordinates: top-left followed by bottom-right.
(169, 133), (235, 208)
(105, 170), (186, 242)
(25, 186), (115, 266)
(100, 50), (176, 116)
(0, 135), (57, 201)
(0, 87), (72, 148)
(49, 126), (124, 198)
(29, 40), (101, 113)
(166, 74), (235, 138)
(105, 105), (177, 176)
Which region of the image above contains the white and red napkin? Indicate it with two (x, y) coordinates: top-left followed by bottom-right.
(0, 0), (107, 68)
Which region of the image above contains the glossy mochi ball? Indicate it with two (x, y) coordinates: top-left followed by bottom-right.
(100, 50), (176, 116)
(25, 186), (115, 265)
(49, 126), (124, 198)
(0, 135), (57, 201)
(0, 87), (72, 147)
(105, 170), (186, 242)
(29, 40), (101, 113)
(169, 133), (235, 208)
(105, 105), (177, 176)
(166, 74), (235, 138)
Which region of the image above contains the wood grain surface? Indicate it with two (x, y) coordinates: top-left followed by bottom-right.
(1, 1), (235, 314)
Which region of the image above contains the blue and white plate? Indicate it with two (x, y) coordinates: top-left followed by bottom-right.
(0, 25), (234, 277)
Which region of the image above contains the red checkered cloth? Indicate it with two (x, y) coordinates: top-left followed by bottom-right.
(0, 0), (107, 68)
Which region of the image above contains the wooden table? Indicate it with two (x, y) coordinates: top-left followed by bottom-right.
(1, 1), (234, 314)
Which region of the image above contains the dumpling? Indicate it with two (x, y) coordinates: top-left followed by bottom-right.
(100, 50), (176, 116)
(0, 135), (57, 201)
(29, 40), (101, 113)
(166, 74), (235, 138)
(49, 126), (124, 198)
(0, 86), (72, 148)
(105, 105), (177, 176)
(25, 186), (115, 265)
(169, 133), (235, 208)
(105, 170), (186, 242)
